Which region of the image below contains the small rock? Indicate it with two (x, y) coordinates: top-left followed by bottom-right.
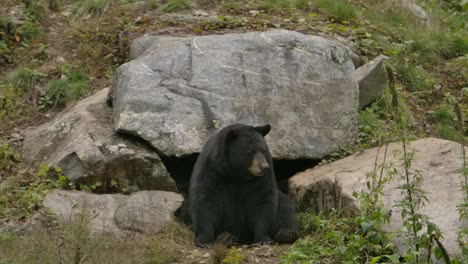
(193, 10), (209, 17)
(249, 10), (260, 16)
(119, 148), (135, 155)
(108, 145), (119, 153)
(56, 56), (66, 63)
(117, 143), (127, 148)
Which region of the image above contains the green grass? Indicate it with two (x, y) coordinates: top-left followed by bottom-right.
(42, 70), (88, 109)
(432, 107), (458, 141)
(312, 0), (359, 22)
(405, 29), (468, 64)
(294, 0), (310, 10)
(259, 0), (292, 10)
(25, 1), (47, 20)
(6, 67), (47, 95)
(280, 211), (396, 263)
(161, 0), (191, 13)
(0, 17), (41, 64)
(72, 0), (112, 18)
(0, 218), (191, 263)
(47, 0), (62, 11)
(394, 62), (434, 92)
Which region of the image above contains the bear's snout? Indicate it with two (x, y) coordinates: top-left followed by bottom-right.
(248, 152), (270, 177)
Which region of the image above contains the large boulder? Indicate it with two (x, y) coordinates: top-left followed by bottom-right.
(289, 138), (467, 255)
(112, 29), (359, 159)
(22, 88), (176, 193)
(42, 189), (183, 235)
(114, 190), (184, 233)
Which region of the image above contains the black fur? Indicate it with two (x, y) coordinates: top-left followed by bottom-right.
(189, 124), (299, 247)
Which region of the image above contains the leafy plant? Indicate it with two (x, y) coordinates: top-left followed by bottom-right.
(222, 247), (245, 264)
(281, 209), (396, 263)
(283, 144), (397, 263)
(0, 142), (22, 178)
(387, 67), (451, 263)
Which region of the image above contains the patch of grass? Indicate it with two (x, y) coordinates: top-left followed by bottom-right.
(432, 107), (458, 141)
(161, 0), (191, 13)
(0, 142), (22, 179)
(0, 84), (34, 129)
(357, 105), (387, 147)
(72, 0), (112, 18)
(212, 244), (229, 264)
(222, 247), (245, 264)
(41, 69), (88, 109)
(6, 67), (47, 95)
(294, 0), (310, 10)
(19, 20), (42, 41)
(0, 17), (41, 65)
(0, 165), (67, 220)
(394, 61), (434, 92)
(435, 123), (458, 141)
(48, 0), (62, 11)
(312, 0), (359, 22)
(259, 0), (292, 10)
(220, 1), (244, 13)
(0, 217), (191, 263)
(364, 2), (420, 32)
(404, 28), (468, 64)
(280, 211), (396, 263)
(25, 1), (47, 21)
(445, 54), (468, 80)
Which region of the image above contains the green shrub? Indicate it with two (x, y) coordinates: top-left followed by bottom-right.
(280, 210), (396, 263)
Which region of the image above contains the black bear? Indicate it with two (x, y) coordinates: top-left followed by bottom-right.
(189, 123), (299, 247)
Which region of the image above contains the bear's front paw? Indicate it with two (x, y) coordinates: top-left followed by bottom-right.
(215, 232), (238, 247)
(251, 236), (274, 247)
(274, 229), (299, 244)
(195, 236), (215, 248)
(195, 240), (211, 248)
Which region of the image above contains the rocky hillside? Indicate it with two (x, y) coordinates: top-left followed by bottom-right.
(0, 0), (467, 263)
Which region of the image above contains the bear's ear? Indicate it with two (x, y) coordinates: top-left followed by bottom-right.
(254, 124), (271, 137)
(225, 129), (238, 142)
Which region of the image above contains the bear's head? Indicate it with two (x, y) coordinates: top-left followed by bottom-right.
(222, 124), (273, 179)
